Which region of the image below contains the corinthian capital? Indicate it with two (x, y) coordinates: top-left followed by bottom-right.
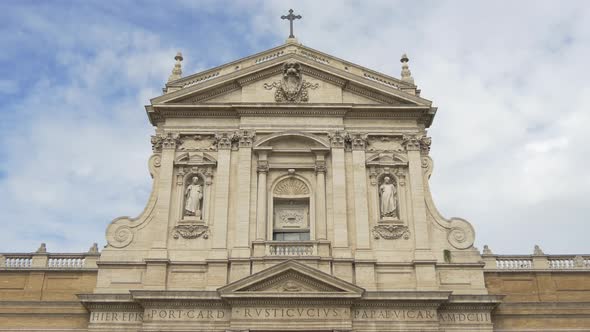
(237, 130), (256, 148)
(257, 160), (269, 173)
(328, 131), (347, 148)
(151, 133), (180, 152)
(402, 135), (431, 154)
(215, 132), (236, 150)
(349, 133), (368, 151)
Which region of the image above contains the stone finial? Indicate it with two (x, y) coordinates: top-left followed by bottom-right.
(88, 243), (99, 254)
(36, 243), (47, 254)
(482, 245), (493, 255)
(167, 51), (183, 82)
(400, 53), (415, 85)
(533, 245), (544, 256)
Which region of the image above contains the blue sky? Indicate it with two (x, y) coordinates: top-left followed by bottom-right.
(1, 1), (589, 254)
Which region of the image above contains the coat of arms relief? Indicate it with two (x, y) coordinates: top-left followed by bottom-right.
(264, 61), (319, 103)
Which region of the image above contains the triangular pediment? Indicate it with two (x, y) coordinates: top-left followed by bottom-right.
(218, 260), (364, 299)
(151, 43), (433, 107)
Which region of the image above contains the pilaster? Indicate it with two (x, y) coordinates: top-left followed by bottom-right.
(233, 130), (255, 258)
(210, 132), (233, 259)
(404, 135), (436, 289)
(350, 133), (371, 253)
(255, 150), (270, 241)
(151, 133), (178, 266)
(329, 131), (350, 258)
(314, 152), (327, 240)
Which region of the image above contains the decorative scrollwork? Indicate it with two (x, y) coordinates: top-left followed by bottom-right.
(263, 61), (319, 103)
(172, 224), (210, 240)
(372, 225), (410, 240)
(273, 178), (310, 196)
(447, 218), (475, 249)
(106, 154), (161, 248)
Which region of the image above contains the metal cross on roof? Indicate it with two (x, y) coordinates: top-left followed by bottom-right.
(281, 9), (302, 39)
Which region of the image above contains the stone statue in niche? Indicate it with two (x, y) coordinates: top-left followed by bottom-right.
(379, 176), (397, 219)
(184, 176), (203, 218)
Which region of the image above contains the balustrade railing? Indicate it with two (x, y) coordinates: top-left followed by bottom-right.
(267, 241), (316, 257)
(1, 244), (99, 270)
(482, 249), (590, 271)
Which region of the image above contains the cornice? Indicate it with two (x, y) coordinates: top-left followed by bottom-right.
(147, 103), (434, 126)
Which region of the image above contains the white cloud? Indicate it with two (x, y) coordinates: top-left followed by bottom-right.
(1, 1), (589, 254)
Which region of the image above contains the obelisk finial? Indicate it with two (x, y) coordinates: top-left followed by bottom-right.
(167, 51), (183, 82)
(400, 53), (414, 84)
(281, 9), (302, 40)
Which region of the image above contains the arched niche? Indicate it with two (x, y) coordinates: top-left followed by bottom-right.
(269, 175), (314, 241)
(377, 172), (399, 220)
(175, 167), (214, 223)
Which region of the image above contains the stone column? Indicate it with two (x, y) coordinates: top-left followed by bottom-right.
(329, 131), (349, 257)
(233, 131), (255, 258)
(210, 132), (233, 259)
(403, 135), (436, 289)
(314, 153), (327, 240)
(255, 151), (270, 241)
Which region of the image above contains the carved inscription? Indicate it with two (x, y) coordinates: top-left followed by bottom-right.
(438, 312), (491, 324)
(145, 309), (229, 321)
(90, 311), (144, 323)
(353, 308), (437, 321)
(233, 307), (348, 320)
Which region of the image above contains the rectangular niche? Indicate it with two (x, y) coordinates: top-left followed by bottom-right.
(273, 198), (310, 241)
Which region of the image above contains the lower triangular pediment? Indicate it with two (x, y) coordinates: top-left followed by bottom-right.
(218, 260), (364, 299)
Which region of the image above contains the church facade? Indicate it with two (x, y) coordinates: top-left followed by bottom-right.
(1, 34), (590, 332)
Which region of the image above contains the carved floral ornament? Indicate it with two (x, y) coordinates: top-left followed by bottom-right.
(273, 177), (310, 196)
(402, 134), (431, 154)
(372, 225), (410, 240)
(172, 224), (209, 240)
(152, 131), (256, 152)
(151, 133), (181, 152)
(264, 61), (319, 103)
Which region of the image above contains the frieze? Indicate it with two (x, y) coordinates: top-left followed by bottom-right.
(367, 136), (404, 152)
(233, 307), (349, 320)
(172, 224), (209, 240)
(90, 311), (143, 323)
(144, 308), (229, 321)
(178, 135), (216, 151)
(353, 308), (437, 321)
(438, 311), (491, 324)
(372, 225), (410, 240)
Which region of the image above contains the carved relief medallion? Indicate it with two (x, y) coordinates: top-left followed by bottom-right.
(264, 61), (319, 103)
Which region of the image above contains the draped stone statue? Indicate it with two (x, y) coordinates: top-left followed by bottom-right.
(379, 176), (397, 218)
(184, 177), (203, 218)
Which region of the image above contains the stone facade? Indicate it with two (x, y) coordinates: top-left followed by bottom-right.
(1, 38), (589, 331)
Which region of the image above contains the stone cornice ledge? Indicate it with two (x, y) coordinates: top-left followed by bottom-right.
(361, 291), (452, 303)
(146, 103), (434, 126)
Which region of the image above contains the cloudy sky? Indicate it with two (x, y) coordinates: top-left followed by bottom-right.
(1, 0), (589, 254)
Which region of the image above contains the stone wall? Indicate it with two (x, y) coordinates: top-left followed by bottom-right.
(0, 270), (96, 331)
(1, 265), (590, 331)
